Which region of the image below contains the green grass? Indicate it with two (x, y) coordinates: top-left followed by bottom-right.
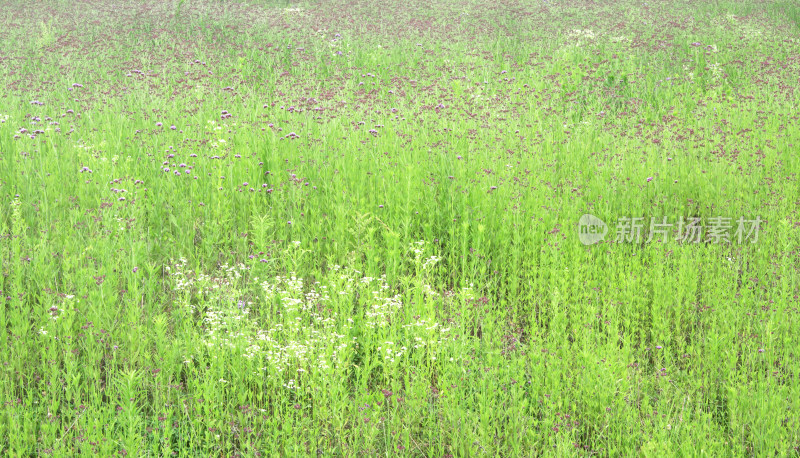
(0, 0), (799, 455)
(768, 1), (800, 31)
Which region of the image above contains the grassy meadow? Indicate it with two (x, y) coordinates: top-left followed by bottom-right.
(1, 0), (800, 455)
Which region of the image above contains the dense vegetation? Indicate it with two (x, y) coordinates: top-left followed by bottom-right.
(1, 0), (799, 455)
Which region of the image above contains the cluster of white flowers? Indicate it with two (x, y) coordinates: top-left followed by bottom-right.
(170, 262), (354, 382)
(567, 29), (596, 46)
(164, 238), (464, 388)
(169, 259), (254, 359)
(409, 240), (427, 260)
(422, 283), (438, 298)
(365, 293), (403, 329)
(377, 341), (408, 364)
(422, 255), (441, 270)
(708, 62), (723, 79)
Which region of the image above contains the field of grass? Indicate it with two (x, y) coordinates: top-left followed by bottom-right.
(1, 0), (799, 455)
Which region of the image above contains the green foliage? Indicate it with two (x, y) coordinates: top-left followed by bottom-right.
(0, 0), (798, 455)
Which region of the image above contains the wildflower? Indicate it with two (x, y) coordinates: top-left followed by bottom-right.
(156, 122), (163, 127)
(647, 177), (653, 182)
